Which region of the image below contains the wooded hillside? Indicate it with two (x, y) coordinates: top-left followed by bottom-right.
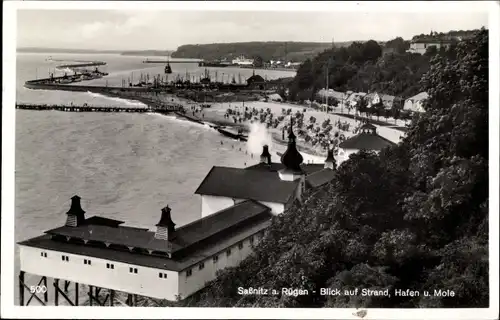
(171, 41), (353, 62)
(174, 28), (489, 308)
(287, 39), (440, 102)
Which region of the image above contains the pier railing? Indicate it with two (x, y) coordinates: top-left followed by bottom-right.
(15, 103), (184, 114)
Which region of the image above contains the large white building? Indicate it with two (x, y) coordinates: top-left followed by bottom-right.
(231, 55), (254, 66)
(404, 92), (428, 113)
(337, 123), (397, 164)
(406, 38), (452, 55)
(18, 121), (336, 305)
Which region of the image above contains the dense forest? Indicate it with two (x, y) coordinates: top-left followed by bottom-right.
(171, 41), (352, 62)
(174, 28), (489, 308)
(286, 37), (458, 102)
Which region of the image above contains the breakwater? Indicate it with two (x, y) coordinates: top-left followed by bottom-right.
(57, 61), (107, 68)
(24, 80), (157, 93)
(142, 59), (201, 64)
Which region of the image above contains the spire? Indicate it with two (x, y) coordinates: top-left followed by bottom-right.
(280, 116), (303, 172)
(324, 145), (336, 170)
(288, 116), (296, 142)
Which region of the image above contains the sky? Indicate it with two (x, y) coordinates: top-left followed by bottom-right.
(16, 9), (489, 50)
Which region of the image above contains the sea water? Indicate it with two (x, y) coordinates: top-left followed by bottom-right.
(13, 52), (296, 305)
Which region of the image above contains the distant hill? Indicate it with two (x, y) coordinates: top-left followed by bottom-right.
(171, 41), (355, 62)
(17, 47), (174, 56)
(17, 47), (122, 54)
(120, 50), (175, 57)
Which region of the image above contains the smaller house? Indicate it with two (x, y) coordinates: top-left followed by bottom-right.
(337, 122), (397, 164)
(365, 93), (396, 109)
(364, 93), (380, 108)
(346, 92), (367, 108)
(404, 92), (428, 113)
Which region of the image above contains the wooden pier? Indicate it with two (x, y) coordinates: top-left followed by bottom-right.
(15, 103), (183, 114)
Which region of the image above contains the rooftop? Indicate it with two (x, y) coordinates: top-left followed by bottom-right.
(195, 166), (300, 204)
(19, 200), (272, 271)
(339, 131), (397, 151)
(19, 216), (270, 272)
(245, 162), (325, 175)
(305, 169), (337, 189)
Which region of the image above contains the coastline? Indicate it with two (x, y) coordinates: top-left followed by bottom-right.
(92, 89), (408, 159)
(94, 89), (329, 158)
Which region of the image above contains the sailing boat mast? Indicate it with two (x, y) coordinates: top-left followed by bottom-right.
(325, 61), (329, 113)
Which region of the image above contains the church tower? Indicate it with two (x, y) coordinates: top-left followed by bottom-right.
(324, 146), (336, 170)
(278, 117), (304, 182)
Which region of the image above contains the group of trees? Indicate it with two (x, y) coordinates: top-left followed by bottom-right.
(171, 42), (334, 62)
(287, 37), (459, 103)
(176, 28), (489, 308)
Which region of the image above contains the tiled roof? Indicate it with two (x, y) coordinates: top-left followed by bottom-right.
(195, 166), (299, 204)
(84, 216), (124, 227)
(19, 217), (271, 272)
(245, 162), (325, 176)
(44, 200), (270, 255)
(305, 169), (336, 188)
(172, 200), (270, 252)
(45, 224), (180, 253)
(19, 200), (272, 271)
(339, 132), (396, 151)
(407, 92), (429, 101)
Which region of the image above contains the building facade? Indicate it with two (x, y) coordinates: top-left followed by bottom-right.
(337, 123), (397, 164)
(406, 39), (452, 55)
(404, 92), (428, 113)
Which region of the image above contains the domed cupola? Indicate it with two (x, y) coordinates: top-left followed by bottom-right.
(324, 145), (336, 170)
(279, 117), (304, 181)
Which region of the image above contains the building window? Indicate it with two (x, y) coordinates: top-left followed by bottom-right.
(226, 249), (232, 257)
(129, 267), (138, 274)
(41, 252), (47, 258)
(199, 262), (205, 270)
(61, 255), (69, 262)
(213, 255), (219, 263)
(186, 269), (192, 277)
(159, 272), (168, 279)
(249, 236), (254, 244)
(84, 259), (92, 265)
(106, 263), (114, 269)
(238, 242), (244, 250)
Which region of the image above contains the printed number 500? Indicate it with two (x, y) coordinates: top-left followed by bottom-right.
(30, 285), (48, 294)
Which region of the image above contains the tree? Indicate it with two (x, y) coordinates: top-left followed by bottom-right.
(174, 29), (489, 309)
(385, 37), (410, 54)
(424, 45), (438, 57)
(253, 55), (264, 68)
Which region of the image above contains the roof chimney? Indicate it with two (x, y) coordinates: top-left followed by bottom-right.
(260, 145), (272, 165)
(155, 206), (176, 241)
(65, 195), (86, 227)
(324, 145), (336, 170)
